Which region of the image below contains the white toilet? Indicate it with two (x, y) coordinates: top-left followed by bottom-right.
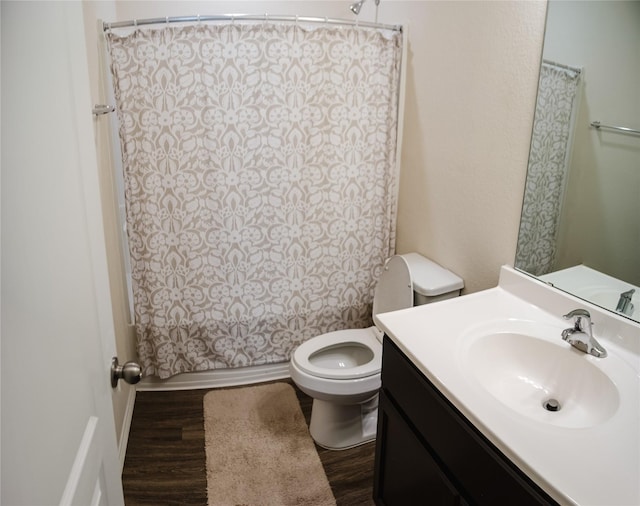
(290, 253), (464, 450)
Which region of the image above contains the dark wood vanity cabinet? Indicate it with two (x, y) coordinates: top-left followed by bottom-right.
(373, 337), (559, 506)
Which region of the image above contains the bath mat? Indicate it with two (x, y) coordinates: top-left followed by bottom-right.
(203, 382), (336, 506)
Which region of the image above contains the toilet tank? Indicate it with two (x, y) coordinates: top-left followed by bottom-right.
(401, 253), (464, 305)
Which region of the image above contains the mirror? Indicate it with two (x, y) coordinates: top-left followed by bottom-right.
(515, 0), (640, 323)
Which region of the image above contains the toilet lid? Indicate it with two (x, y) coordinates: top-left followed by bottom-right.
(372, 255), (413, 327)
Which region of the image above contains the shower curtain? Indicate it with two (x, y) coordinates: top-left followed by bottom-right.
(107, 21), (403, 378)
(516, 60), (581, 276)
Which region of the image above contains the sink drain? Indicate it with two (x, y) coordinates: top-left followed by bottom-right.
(543, 398), (561, 412)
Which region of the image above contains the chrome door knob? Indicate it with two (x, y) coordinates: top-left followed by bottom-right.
(111, 357), (142, 388)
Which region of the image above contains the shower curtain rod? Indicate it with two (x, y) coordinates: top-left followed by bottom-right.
(103, 13), (402, 33)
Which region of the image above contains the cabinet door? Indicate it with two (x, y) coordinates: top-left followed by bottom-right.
(380, 338), (556, 506)
(374, 391), (465, 506)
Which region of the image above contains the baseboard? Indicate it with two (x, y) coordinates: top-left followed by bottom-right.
(135, 362), (291, 392)
(118, 385), (136, 473)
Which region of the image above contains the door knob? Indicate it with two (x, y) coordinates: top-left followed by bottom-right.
(111, 357), (142, 388)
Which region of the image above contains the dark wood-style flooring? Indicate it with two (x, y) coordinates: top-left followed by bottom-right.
(122, 381), (376, 505)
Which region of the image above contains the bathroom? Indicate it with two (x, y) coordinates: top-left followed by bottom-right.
(86, 0), (546, 457)
(2, 0), (638, 504)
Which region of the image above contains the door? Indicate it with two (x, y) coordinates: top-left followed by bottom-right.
(1, 1), (124, 504)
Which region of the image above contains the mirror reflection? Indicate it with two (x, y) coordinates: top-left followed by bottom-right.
(515, 0), (640, 322)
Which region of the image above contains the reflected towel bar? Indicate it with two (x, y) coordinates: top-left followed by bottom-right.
(590, 121), (640, 136)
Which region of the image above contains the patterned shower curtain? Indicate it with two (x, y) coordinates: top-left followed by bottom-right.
(107, 22), (403, 378)
(516, 60), (581, 276)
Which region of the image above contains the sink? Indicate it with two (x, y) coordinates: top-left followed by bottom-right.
(463, 328), (620, 428)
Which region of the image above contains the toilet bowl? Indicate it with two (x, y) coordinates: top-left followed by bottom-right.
(290, 253), (464, 450)
(290, 327), (383, 403)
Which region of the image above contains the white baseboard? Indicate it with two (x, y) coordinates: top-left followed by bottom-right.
(118, 385), (136, 473)
(135, 362), (291, 392)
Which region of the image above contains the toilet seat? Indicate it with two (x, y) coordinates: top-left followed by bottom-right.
(292, 256), (414, 383)
(292, 327), (381, 380)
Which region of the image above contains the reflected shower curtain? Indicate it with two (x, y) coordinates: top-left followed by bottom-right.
(107, 22), (402, 378)
(516, 61), (581, 276)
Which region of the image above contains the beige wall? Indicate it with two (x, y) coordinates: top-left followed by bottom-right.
(81, 0), (547, 434)
(392, 1), (546, 293)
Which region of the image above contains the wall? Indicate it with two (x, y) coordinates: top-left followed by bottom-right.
(389, 1), (546, 293)
(544, 0), (640, 286)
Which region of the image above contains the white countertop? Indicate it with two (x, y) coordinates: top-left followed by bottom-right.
(376, 266), (640, 506)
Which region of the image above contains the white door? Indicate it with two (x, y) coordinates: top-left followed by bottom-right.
(1, 2), (124, 505)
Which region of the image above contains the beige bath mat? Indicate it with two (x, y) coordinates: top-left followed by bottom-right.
(203, 382), (336, 506)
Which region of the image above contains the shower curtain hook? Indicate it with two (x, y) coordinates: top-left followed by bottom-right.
(133, 18), (137, 28)
(165, 16), (169, 26)
(197, 14), (201, 25)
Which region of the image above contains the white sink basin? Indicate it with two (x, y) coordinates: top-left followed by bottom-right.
(463, 330), (619, 428)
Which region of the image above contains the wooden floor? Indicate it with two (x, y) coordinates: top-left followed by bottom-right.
(122, 381), (376, 505)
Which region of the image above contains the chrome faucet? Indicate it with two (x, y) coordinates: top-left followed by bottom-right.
(616, 288), (635, 317)
(562, 309), (607, 358)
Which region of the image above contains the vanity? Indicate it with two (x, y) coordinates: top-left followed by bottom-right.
(374, 337), (557, 505)
(373, 266), (640, 506)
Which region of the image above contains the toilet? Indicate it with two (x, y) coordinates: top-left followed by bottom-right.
(290, 253), (464, 450)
